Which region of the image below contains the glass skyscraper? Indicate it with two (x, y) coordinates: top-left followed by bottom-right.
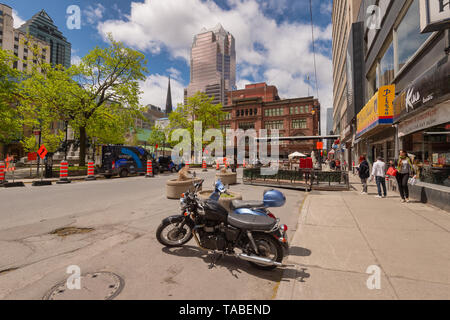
(18, 10), (71, 69)
(185, 24), (236, 106)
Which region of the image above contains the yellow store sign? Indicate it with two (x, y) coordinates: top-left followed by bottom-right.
(356, 85), (395, 138)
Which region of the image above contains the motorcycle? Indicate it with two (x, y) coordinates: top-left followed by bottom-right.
(156, 179), (289, 270)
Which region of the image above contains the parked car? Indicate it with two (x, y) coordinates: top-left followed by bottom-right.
(158, 156), (182, 173)
(99, 145), (160, 178)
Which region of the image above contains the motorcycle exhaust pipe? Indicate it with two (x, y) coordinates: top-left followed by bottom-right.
(236, 253), (282, 267)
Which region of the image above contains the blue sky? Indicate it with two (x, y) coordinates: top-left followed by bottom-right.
(8, 0), (333, 133)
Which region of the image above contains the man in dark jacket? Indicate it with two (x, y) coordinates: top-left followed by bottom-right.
(357, 155), (370, 194)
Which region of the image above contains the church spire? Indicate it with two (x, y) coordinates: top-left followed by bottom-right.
(166, 76), (173, 115)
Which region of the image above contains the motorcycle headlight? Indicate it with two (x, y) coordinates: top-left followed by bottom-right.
(179, 197), (187, 209)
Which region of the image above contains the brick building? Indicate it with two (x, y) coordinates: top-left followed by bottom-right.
(220, 83), (320, 158)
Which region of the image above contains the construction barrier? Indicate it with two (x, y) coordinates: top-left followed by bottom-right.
(202, 159), (207, 172)
(57, 161), (71, 184)
(186, 161), (189, 170)
(86, 162), (96, 181)
(216, 161), (220, 171)
(0, 161), (6, 184)
(146, 159), (154, 178)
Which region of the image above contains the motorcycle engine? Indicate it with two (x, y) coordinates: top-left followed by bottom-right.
(198, 228), (226, 251)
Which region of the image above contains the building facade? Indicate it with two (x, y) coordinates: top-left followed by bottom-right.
(185, 24), (236, 106)
(334, 0), (450, 209)
(331, 0), (363, 166)
(326, 107), (334, 151)
(220, 83), (321, 158)
(0, 4), (51, 72)
(18, 9), (71, 69)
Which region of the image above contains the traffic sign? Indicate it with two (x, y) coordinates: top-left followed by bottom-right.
(28, 152), (38, 161)
(37, 145), (48, 159)
(316, 142), (323, 150)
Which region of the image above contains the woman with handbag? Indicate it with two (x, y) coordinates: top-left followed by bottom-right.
(396, 150), (416, 203)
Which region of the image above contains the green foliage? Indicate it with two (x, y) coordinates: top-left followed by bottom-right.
(147, 125), (167, 147)
(66, 34), (148, 165)
(0, 49), (23, 144)
(167, 92), (225, 145)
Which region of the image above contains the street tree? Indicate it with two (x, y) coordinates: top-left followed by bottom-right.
(167, 92), (225, 145)
(0, 49), (23, 157)
(68, 34), (148, 166)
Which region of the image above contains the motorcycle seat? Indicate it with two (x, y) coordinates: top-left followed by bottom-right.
(227, 212), (276, 231)
(230, 200), (265, 211)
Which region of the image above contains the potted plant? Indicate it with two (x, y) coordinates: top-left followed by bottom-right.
(166, 166), (202, 199)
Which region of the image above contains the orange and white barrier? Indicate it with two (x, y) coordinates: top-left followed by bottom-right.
(0, 161), (6, 184)
(202, 159), (207, 172)
(146, 159), (154, 178)
(57, 161), (71, 184)
(86, 162), (96, 180)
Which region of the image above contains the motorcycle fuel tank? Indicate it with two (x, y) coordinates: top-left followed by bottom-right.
(202, 199), (228, 223)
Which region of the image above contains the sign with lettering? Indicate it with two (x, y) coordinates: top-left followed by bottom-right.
(420, 0), (450, 33)
(393, 56), (450, 122)
(356, 85), (395, 138)
(398, 101), (450, 137)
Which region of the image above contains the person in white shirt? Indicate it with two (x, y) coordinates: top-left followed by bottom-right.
(371, 156), (387, 198)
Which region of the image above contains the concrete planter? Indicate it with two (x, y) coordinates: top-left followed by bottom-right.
(166, 178), (203, 199)
(198, 190), (243, 211)
(216, 172), (238, 185)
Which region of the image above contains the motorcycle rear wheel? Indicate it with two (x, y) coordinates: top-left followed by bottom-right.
(247, 233), (283, 270)
(156, 217), (193, 247)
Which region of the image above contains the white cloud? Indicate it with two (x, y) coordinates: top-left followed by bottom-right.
(167, 67), (182, 81)
(139, 74), (185, 111)
(12, 9), (25, 28)
(84, 3), (106, 25)
(98, 0), (333, 132)
(320, 2), (332, 15)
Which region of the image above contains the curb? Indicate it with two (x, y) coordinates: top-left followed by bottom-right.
(274, 193), (310, 300)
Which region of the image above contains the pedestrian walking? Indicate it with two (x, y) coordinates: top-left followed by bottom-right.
(371, 156), (387, 198)
(396, 150), (416, 203)
(357, 156), (370, 194)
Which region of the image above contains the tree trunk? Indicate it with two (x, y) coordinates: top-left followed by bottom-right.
(79, 126), (86, 167)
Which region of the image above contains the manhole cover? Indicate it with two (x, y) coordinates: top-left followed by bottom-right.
(43, 272), (124, 300)
(50, 227), (94, 237)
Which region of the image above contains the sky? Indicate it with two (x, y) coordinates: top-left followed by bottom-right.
(7, 0), (333, 134)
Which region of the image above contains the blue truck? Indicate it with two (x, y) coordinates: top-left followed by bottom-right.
(99, 145), (160, 178)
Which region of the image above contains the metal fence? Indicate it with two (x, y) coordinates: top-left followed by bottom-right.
(243, 168), (350, 191)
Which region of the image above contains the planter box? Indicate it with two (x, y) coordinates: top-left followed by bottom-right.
(166, 178), (203, 199)
(216, 172), (238, 185)
(198, 190), (243, 211)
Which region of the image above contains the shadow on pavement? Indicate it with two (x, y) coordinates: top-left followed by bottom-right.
(288, 246), (311, 257)
(161, 245), (306, 283)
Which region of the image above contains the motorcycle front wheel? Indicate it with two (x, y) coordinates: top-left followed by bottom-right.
(156, 217), (193, 247)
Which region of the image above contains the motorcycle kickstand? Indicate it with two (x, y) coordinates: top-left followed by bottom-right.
(208, 251), (224, 269)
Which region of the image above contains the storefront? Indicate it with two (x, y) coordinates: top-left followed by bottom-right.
(393, 55), (450, 210)
(394, 56), (450, 186)
(355, 85), (396, 164)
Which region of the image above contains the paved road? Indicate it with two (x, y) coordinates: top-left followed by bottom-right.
(0, 169), (305, 300)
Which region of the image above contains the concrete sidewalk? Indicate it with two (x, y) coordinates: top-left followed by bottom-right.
(276, 181), (450, 300)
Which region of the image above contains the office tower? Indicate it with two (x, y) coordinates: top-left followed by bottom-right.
(18, 9), (71, 68)
(185, 24), (236, 106)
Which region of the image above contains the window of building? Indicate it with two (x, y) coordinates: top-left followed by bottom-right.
(379, 41), (394, 86)
(265, 108), (283, 117)
(265, 120), (284, 130)
(254, 108), (257, 115)
(292, 119), (307, 129)
(239, 122), (255, 130)
(394, 0), (430, 73)
(221, 124), (231, 132)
